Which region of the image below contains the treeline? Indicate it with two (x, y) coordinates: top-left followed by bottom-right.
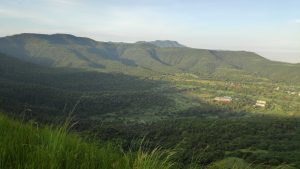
(88, 116), (300, 168)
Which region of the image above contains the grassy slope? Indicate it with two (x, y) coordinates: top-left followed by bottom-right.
(2, 113), (295, 169)
(0, 114), (173, 169)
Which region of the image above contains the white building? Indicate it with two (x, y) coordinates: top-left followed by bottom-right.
(214, 96), (232, 103)
(255, 100), (267, 108)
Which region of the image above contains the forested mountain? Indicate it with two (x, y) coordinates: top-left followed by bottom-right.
(137, 40), (187, 48)
(1, 34), (300, 168)
(0, 33), (299, 83)
(0, 53), (177, 122)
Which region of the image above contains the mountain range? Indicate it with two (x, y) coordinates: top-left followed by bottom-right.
(1, 33), (299, 168)
(0, 33), (299, 83)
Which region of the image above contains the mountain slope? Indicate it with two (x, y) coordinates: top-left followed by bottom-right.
(137, 40), (186, 48)
(0, 33), (178, 76)
(0, 53), (176, 121)
(0, 33), (299, 83)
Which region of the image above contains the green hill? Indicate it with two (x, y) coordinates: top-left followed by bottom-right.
(0, 53), (179, 122)
(137, 40), (187, 48)
(0, 113), (174, 169)
(0, 34), (299, 169)
(0, 33), (299, 83)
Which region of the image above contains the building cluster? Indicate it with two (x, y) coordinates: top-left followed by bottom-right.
(212, 85), (300, 109)
(254, 100), (267, 108)
(286, 91), (300, 96)
(213, 96), (267, 108)
(213, 96), (232, 103)
(275, 86), (300, 96)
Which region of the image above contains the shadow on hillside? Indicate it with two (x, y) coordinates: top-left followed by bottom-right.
(0, 57), (173, 123)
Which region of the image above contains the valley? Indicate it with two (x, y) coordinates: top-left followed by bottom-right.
(0, 34), (299, 169)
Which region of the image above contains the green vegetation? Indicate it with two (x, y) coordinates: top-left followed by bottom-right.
(0, 53), (175, 122)
(1, 113), (298, 169)
(207, 157), (252, 169)
(137, 40), (187, 48)
(1, 33), (300, 83)
(0, 33), (299, 168)
(0, 114), (173, 169)
(93, 117), (300, 169)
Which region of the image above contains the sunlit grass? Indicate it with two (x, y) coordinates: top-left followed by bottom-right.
(0, 114), (173, 169)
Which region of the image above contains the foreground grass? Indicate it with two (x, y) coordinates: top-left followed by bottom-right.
(0, 114), (173, 169)
(1, 113), (294, 169)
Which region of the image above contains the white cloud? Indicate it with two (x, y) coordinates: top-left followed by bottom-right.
(0, 8), (57, 25)
(44, 0), (82, 6)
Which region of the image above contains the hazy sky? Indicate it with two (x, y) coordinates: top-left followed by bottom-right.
(0, 0), (300, 63)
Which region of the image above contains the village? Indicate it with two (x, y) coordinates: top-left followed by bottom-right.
(211, 84), (300, 112)
(158, 73), (300, 115)
(213, 96), (267, 108)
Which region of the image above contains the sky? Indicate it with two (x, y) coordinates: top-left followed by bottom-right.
(0, 0), (299, 63)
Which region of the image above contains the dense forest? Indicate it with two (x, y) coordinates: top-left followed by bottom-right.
(0, 34), (299, 168)
(1, 33), (300, 83)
